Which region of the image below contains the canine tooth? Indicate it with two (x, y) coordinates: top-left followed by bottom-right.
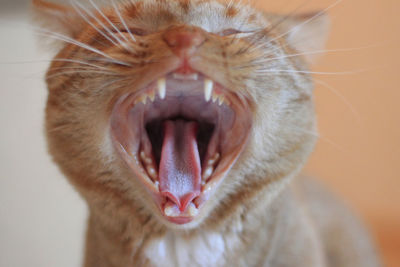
(202, 166), (213, 180)
(146, 166), (157, 179)
(157, 78), (166, 99)
(204, 79), (213, 102)
(188, 204), (199, 217)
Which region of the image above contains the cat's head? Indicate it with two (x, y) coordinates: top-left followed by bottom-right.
(34, 0), (329, 229)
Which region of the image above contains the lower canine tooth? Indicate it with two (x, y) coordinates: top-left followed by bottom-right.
(157, 78), (166, 99)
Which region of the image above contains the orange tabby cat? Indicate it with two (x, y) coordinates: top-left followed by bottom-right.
(33, 0), (380, 266)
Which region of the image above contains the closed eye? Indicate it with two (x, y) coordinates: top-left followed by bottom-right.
(218, 28), (243, 36)
(118, 28), (149, 36)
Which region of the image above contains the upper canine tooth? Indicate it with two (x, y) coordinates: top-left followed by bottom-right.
(212, 91), (218, 103)
(204, 79), (213, 102)
(157, 78), (166, 99)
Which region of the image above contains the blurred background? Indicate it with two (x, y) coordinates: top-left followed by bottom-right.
(0, 0), (399, 266)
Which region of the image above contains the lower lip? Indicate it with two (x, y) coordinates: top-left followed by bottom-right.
(165, 216), (194, 224)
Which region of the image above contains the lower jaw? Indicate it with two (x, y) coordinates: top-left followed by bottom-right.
(165, 216), (194, 225)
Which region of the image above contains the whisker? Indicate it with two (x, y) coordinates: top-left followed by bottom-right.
(245, 0), (345, 53)
(110, 0), (136, 42)
(253, 45), (380, 64)
(314, 78), (361, 123)
(46, 70), (120, 80)
(255, 69), (368, 75)
(288, 126), (346, 152)
(69, 0), (118, 46)
(87, 0), (130, 45)
(33, 28), (130, 66)
(267, 0), (344, 47)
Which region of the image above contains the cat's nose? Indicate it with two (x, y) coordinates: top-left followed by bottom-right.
(163, 26), (205, 57)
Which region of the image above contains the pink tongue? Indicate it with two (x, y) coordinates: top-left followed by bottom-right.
(159, 120), (201, 212)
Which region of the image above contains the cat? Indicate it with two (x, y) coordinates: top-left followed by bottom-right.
(33, 0), (380, 266)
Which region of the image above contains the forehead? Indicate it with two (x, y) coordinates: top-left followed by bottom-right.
(120, 0), (268, 32)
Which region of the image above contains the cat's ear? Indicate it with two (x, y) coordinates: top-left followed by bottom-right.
(32, 0), (85, 41)
(268, 12), (330, 64)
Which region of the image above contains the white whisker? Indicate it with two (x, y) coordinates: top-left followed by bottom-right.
(70, 0), (118, 46)
(111, 0), (136, 42)
(33, 28), (130, 66)
(250, 0), (345, 52)
(87, 0), (130, 45)
(314, 78), (361, 123)
(288, 126), (346, 152)
(254, 45), (378, 64)
(255, 69), (367, 75)
(46, 70), (120, 80)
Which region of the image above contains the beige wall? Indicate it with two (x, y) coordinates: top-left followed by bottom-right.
(255, 0), (400, 266)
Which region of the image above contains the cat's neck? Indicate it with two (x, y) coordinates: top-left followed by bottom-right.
(82, 185), (292, 267)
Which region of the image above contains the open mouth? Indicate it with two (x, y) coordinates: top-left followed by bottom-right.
(110, 71), (252, 224)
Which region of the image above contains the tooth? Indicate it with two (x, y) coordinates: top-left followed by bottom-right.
(149, 90), (155, 102)
(218, 95), (225, 106)
(202, 166), (213, 180)
(141, 95), (147, 104)
(146, 165), (157, 180)
(157, 78), (166, 99)
(188, 204), (199, 217)
(204, 79), (213, 102)
(140, 151), (152, 165)
(164, 204), (180, 217)
(208, 153), (220, 166)
(212, 91), (218, 103)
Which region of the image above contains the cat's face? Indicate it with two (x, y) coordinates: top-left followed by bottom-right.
(35, 0), (328, 229)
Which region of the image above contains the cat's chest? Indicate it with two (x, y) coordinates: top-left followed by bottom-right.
(143, 231), (227, 267)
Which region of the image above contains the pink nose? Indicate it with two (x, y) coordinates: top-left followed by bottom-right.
(163, 26), (205, 57)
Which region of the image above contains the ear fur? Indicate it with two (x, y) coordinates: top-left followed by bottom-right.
(268, 12), (330, 64)
(32, 0), (85, 43)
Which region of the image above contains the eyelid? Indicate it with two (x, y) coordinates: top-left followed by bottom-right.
(118, 28), (148, 36)
(217, 29), (257, 37)
(218, 29), (243, 36)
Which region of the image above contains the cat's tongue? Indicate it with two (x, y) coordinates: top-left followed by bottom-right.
(159, 120), (201, 213)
